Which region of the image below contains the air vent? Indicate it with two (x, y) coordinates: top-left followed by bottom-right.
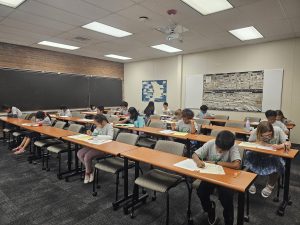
(73, 36), (90, 42)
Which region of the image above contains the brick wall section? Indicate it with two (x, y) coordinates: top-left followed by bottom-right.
(0, 42), (124, 78)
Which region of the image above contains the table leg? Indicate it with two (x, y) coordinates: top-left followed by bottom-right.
(64, 144), (84, 181)
(277, 158), (292, 216)
(185, 179), (193, 225)
(237, 192), (245, 225)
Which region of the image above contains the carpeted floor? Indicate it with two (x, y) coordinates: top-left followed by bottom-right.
(0, 142), (299, 225)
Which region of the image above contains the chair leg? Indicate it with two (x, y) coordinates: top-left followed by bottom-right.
(93, 169), (98, 196)
(245, 191), (250, 222)
(46, 150), (50, 171)
(115, 172), (120, 201)
(42, 148), (45, 170)
(152, 191), (157, 201)
(166, 192), (169, 225)
(58, 153), (61, 175)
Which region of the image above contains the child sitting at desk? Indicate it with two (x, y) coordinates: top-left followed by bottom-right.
(265, 110), (289, 135)
(162, 102), (172, 115)
(13, 111), (51, 155)
(117, 107), (144, 127)
(119, 101), (129, 115)
(276, 110), (294, 125)
(245, 121), (290, 198)
(96, 105), (105, 115)
(77, 114), (114, 184)
(192, 131), (241, 225)
(58, 105), (72, 117)
(171, 108), (198, 134)
(197, 105), (214, 119)
(2, 104), (22, 118)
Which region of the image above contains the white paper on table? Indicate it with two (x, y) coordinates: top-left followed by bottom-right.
(68, 134), (92, 141)
(78, 119), (93, 122)
(86, 139), (112, 145)
(239, 142), (276, 151)
(60, 115), (69, 118)
(22, 123), (39, 127)
(174, 159), (225, 175)
(159, 130), (175, 134)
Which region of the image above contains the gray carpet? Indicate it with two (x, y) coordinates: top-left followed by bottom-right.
(0, 142), (299, 225)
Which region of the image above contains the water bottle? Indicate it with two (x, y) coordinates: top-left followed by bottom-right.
(246, 118), (251, 131)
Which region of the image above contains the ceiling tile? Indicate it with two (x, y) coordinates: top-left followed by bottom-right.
(36, 0), (111, 20)
(280, 0), (300, 18)
(83, 0), (135, 12)
(0, 5), (14, 17)
(255, 18), (294, 37)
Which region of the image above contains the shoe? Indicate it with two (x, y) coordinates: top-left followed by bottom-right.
(261, 184), (274, 198)
(89, 172), (94, 183)
(14, 148), (25, 155)
(12, 146), (21, 152)
(84, 174), (90, 184)
(249, 184), (256, 195)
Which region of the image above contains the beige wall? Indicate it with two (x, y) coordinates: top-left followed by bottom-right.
(124, 38), (300, 143)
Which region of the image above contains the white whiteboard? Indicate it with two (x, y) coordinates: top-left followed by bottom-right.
(185, 69), (283, 111)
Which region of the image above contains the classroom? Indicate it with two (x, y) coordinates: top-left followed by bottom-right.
(0, 1), (299, 225)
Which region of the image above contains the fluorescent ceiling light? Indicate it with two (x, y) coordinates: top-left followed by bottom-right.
(38, 41), (79, 50)
(151, 44), (182, 53)
(180, 0), (233, 15)
(105, 54), (132, 60)
(0, 0), (26, 8)
(229, 26), (263, 41)
(82, 22), (132, 38)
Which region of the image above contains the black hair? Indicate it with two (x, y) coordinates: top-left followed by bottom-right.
(36, 111), (46, 120)
(97, 105), (105, 112)
(2, 104), (11, 111)
(200, 105), (208, 112)
(163, 102), (168, 106)
(181, 108), (194, 119)
(60, 105), (67, 110)
(276, 110), (286, 119)
(128, 107), (139, 121)
(90, 105), (96, 109)
(94, 114), (109, 124)
(265, 110), (277, 118)
(215, 131), (235, 151)
(144, 101), (155, 117)
(121, 101), (128, 108)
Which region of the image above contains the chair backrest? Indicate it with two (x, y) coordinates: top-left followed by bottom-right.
(20, 114), (28, 119)
(149, 114), (161, 120)
(238, 147), (245, 167)
(30, 116), (36, 121)
(53, 121), (66, 129)
(225, 121), (245, 128)
(149, 120), (165, 129)
(116, 133), (139, 145)
(195, 118), (211, 125)
(210, 129), (221, 137)
(68, 124), (84, 133)
(244, 117), (261, 123)
(113, 128), (120, 140)
(71, 111), (85, 118)
(154, 140), (185, 156)
(108, 115), (119, 123)
(214, 115), (229, 120)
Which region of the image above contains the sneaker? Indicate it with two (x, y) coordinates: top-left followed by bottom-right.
(84, 174), (90, 184)
(14, 148), (25, 155)
(12, 146), (21, 152)
(89, 172), (94, 183)
(261, 184), (274, 198)
(249, 184), (256, 195)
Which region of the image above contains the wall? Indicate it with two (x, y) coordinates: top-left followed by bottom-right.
(124, 38), (300, 143)
(124, 56), (182, 114)
(0, 42), (124, 78)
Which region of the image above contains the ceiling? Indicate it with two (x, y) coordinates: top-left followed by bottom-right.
(0, 0), (299, 62)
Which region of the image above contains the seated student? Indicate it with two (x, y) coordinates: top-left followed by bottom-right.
(119, 101), (129, 115)
(96, 105), (105, 115)
(197, 105), (214, 119)
(162, 102), (172, 115)
(77, 114), (113, 184)
(171, 109), (182, 122)
(2, 105), (22, 118)
(171, 108), (198, 134)
(265, 110), (289, 135)
(12, 111), (51, 155)
(89, 105), (97, 112)
(192, 131), (241, 225)
(276, 110), (294, 125)
(245, 121), (290, 198)
(117, 107), (144, 127)
(58, 105), (72, 117)
(144, 101), (155, 119)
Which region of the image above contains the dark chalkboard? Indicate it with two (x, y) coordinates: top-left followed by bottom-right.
(0, 68), (122, 110)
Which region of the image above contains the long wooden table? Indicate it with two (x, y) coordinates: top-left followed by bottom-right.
(50, 115), (95, 124)
(62, 136), (139, 209)
(201, 124), (251, 136)
(121, 147), (257, 225)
